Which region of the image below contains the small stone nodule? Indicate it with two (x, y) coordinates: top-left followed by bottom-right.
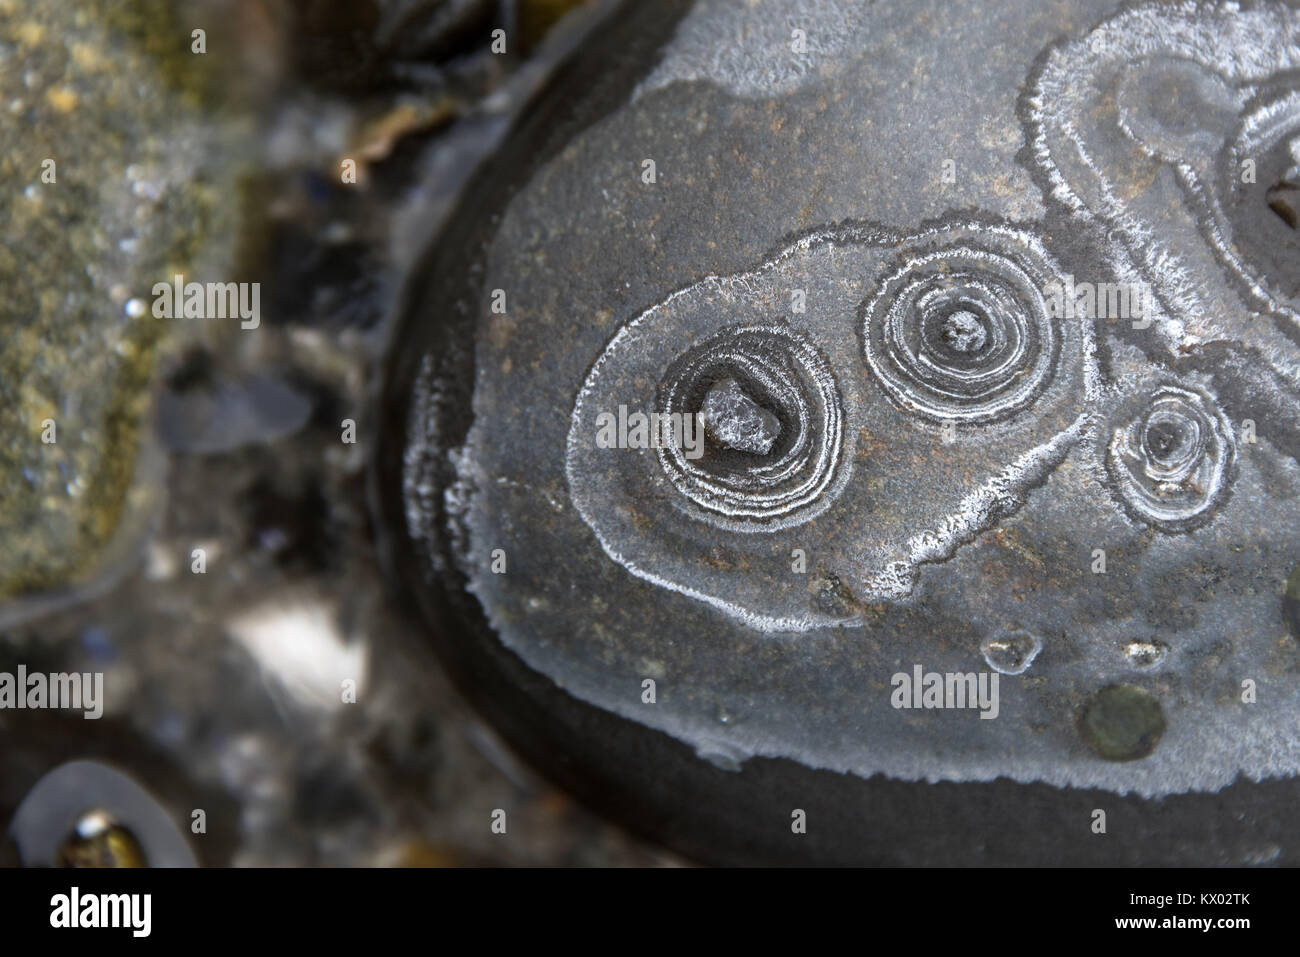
(700, 377), (782, 455)
(940, 309), (989, 354)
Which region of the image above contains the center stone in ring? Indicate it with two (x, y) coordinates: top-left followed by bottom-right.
(940, 309), (989, 354)
(700, 377), (782, 455)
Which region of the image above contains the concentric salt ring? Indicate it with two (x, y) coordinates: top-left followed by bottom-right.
(862, 241), (1060, 424)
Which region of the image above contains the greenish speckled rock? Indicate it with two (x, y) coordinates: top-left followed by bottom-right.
(0, 0), (237, 610)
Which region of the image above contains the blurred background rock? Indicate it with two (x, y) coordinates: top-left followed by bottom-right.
(0, 0), (678, 866)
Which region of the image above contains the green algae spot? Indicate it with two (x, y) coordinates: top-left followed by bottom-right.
(1078, 684), (1166, 761)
